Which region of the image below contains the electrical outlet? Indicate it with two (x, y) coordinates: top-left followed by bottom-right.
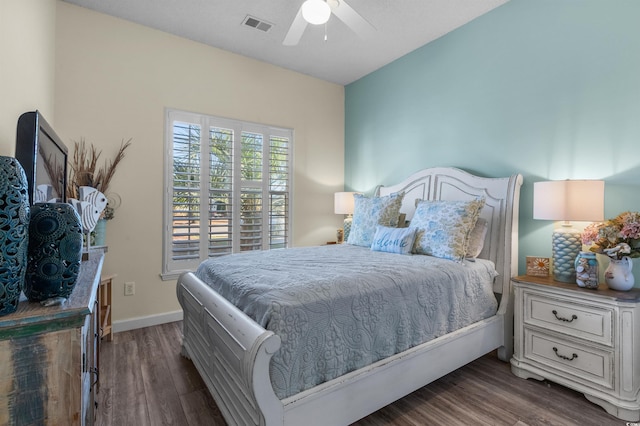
(124, 281), (135, 296)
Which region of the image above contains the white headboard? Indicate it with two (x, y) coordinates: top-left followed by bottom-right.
(375, 167), (523, 295)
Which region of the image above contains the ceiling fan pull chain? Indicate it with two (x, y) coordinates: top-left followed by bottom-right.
(324, 22), (328, 41)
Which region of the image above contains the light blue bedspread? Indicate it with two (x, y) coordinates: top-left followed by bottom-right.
(195, 244), (498, 399)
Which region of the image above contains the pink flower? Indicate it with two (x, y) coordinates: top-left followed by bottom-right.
(621, 223), (640, 239)
(620, 212), (640, 239)
(581, 223), (600, 245)
(581, 211), (640, 259)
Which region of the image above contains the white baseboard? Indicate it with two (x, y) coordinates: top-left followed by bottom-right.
(113, 310), (183, 333)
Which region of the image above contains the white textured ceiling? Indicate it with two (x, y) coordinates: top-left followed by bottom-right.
(61, 0), (509, 85)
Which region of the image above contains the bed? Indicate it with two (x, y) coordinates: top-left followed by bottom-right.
(177, 166), (523, 426)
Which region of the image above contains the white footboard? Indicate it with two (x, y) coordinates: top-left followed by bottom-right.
(178, 270), (511, 426)
(177, 272), (282, 426)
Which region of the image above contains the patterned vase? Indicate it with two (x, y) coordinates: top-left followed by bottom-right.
(0, 156), (30, 316)
(343, 217), (353, 242)
(24, 203), (83, 302)
(552, 227), (581, 283)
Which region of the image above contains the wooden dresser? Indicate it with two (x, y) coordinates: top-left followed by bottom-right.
(0, 253), (104, 425)
(510, 275), (640, 421)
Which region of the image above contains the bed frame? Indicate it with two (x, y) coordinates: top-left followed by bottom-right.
(177, 167), (523, 426)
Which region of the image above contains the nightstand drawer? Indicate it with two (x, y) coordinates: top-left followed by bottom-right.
(524, 328), (614, 389)
(524, 291), (613, 346)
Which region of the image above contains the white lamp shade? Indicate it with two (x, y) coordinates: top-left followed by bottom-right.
(533, 180), (604, 222)
(334, 192), (356, 215)
(302, 0), (331, 25)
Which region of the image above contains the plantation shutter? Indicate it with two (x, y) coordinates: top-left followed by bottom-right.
(163, 110), (292, 277)
(208, 126), (234, 257)
(170, 120), (202, 264)
(269, 135), (290, 249)
(240, 131), (264, 251)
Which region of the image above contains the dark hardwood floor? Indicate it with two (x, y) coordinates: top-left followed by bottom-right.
(96, 321), (622, 426)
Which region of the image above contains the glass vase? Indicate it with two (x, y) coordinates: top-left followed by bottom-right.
(575, 251), (599, 289)
(93, 218), (107, 246)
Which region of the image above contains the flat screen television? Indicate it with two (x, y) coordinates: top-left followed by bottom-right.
(15, 111), (68, 205)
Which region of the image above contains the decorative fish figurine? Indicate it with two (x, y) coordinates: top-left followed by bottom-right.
(35, 184), (54, 203)
(68, 186), (107, 233)
(79, 186), (108, 212)
(68, 199), (94, 233)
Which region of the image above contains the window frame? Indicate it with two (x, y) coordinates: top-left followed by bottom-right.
(162, 109), (293, 279)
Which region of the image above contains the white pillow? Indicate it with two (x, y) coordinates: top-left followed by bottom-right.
(347, 192), (405, 247)
(371, 226), (417, 255)
(409, 198), (485, 261)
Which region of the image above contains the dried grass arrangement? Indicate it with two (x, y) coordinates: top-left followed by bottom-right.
(67, 138), (132, 217)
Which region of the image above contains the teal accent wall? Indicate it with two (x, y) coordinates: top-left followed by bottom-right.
(345, 0), (640, 277)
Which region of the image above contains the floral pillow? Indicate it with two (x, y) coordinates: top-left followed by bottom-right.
(370, 226), (417, 255)
(409, 198), (485, 261)
(346, 192), (405, 247)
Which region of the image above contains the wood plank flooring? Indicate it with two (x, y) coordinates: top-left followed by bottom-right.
(96, 321), (622, 426)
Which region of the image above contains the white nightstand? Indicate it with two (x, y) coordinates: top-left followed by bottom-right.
(510, 275), (640, 421)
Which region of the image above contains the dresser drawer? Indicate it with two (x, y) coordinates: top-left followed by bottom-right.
(524, 328), (614, 390)
(523, 291), (613, 346)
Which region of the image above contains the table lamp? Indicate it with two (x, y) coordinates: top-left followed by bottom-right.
(533, 180), (604, 282)
(334, 192), (356, 243)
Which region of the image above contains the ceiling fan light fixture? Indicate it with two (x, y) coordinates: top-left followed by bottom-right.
(301, 0), (331, 25)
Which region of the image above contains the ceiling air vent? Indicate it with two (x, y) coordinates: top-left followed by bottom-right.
(243, 16), (273, 33)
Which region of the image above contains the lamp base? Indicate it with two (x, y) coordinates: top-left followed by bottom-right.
(343, 217), (353, 243)
(552, 226), (581, 283)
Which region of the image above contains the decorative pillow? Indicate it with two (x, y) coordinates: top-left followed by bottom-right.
(466, 218), (488, 259)
(409, 198), (485, 261)
(397, 213), (407, 228)
(371, 226), (417, 255)
(346, 192), (405, 247)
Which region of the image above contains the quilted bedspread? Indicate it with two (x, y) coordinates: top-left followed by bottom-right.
(195, 244), (498, 399)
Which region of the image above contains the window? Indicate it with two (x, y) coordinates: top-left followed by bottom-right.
(163, 109), (292, 277)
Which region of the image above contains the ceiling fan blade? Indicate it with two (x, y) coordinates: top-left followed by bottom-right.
(283, 7), (308, 46)
(331, 0), (375, 39)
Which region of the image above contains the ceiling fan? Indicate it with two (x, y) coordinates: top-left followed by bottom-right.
(283, 0), (375, 46)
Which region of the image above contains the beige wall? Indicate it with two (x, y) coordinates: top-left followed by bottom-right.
(0, 0), (56, 155)
(54, 2), (345, 328)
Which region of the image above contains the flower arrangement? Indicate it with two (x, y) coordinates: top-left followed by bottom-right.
(581, 211), (640, 259)
(67, 138), (132, 220)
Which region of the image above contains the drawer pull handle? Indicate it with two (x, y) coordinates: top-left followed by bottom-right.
(552, 310), (577, 322)
(553, 347), (578, 361)
(91, 367), (100, 387)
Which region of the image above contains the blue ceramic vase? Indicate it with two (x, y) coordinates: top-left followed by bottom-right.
(0, 156), (30, 316)
(24, 203), (83, 302)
